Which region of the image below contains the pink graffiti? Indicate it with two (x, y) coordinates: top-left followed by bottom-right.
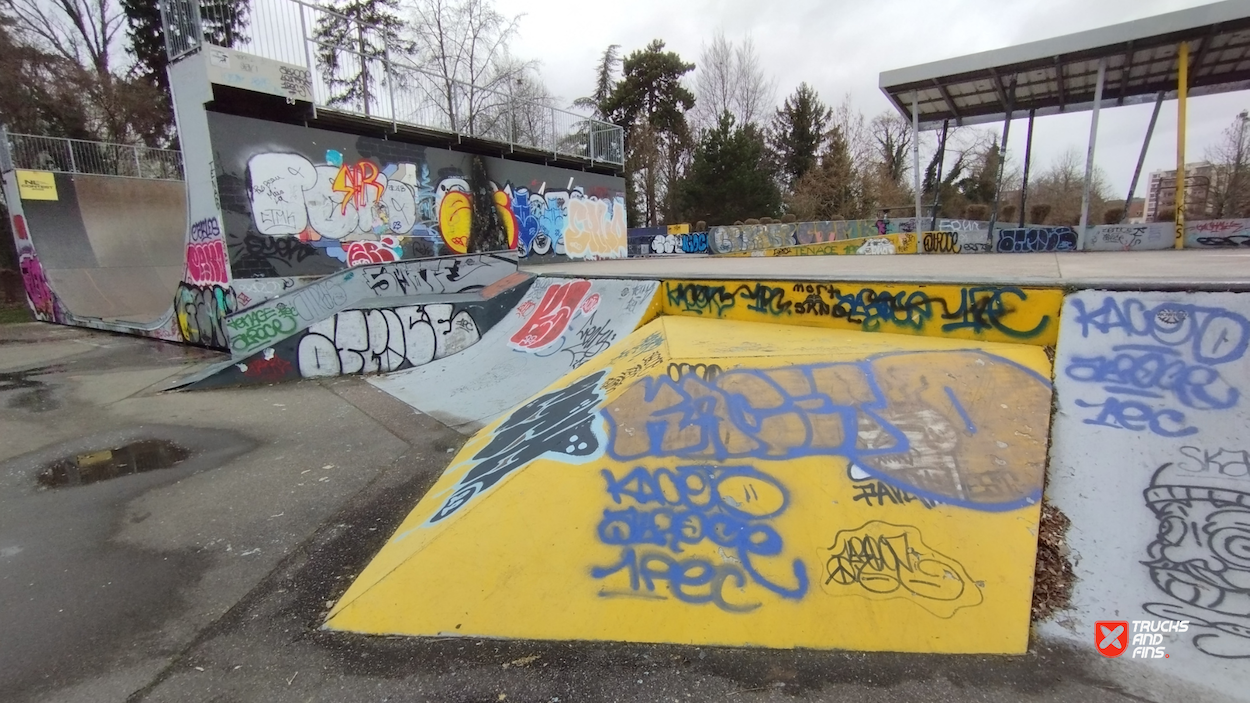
(186, 240), (229, 284)
(580, 293), (600, 314)
(514, 300), (536, 318)
(345, 236), (402, 267)
(243, 354), (294, 382)
(509, 280), (591, 351)
(1192, 219), (1248, 234)
(19, 253), (56, 320)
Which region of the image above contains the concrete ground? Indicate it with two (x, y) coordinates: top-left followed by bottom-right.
(0, 322), (1202, 703)
(523, 249), (1250, 289)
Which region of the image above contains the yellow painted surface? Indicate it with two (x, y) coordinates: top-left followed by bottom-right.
(721, 232), (917, 257)
(327, 317), (1053, 653)
(667, 223), (690, 235)
(17, 170), (58, 201)
(661, 280), (1061, 347)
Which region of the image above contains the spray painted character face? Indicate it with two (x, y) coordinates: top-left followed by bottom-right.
(1145, 454), (1250, 616)
(1143, 453), (1250, 658)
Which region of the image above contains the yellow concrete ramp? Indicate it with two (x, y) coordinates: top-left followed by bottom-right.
(326, 316), (1054, 653)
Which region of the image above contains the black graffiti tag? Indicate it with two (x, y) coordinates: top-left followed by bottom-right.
(430, 370), (607, 523)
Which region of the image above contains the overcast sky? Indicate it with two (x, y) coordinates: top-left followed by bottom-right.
(495, 0), (1249, 201)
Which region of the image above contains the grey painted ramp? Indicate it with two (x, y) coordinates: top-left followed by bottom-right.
(21, 173), (185, 322)
(370, 277), (659, 432)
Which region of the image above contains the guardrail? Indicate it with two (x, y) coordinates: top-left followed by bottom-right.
(160, 0), (625, 166)
(3, 132), (184, 180)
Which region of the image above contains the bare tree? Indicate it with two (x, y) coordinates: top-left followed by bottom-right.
(2, 0), (122, 76)
(869, 111), (912, 186)
(691, 30), (774, 130)
(1, 0), (166, 143)
(403, 0), (540, 136)
(1026, 147), (1110, 225)
(1205, 110), (1250, 218)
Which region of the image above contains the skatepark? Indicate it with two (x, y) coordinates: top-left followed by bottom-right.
(3, 1), (1250, 702)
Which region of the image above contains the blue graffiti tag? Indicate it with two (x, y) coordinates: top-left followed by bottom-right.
(591, 465), (807, 611)
(1071, 296), (1250, 365)
(1065, 297), (1248, 436)
(603, 350), (1053, 512)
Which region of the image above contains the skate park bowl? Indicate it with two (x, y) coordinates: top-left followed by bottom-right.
(17, 172), (186, 324)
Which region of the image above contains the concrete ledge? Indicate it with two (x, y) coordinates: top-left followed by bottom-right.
(522, 250), (1250, 291)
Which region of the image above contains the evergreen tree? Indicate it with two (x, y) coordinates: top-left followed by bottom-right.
(314, 0), (411, 109)
(769, 83), (830, 189)
(121, 0), (250, 144)
(675, 112), (781, 225)
(602, 40), (695, 226)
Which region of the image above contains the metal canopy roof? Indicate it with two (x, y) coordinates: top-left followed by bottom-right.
(880, 0), (1250, 131)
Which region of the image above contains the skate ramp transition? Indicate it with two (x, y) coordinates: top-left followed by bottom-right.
(172, 252), (525, 389)
(329, 316), (1054, 653)
(17, 172), (186, 323)
(326, 276), (1249, 703)
(369, 277), (661, 432)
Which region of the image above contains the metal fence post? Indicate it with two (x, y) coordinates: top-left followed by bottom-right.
(384, 43), (396, 132)
(133, 145), (143, 178)
(66, 140), (76, 173)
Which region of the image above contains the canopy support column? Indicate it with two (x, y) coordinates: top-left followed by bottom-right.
(912, 92), (923, 252)
(930, 119), (949, 232)
(1018, 108), (1036, 227)
(1077, 58), (1107, 249)
(1122, 92), (1164, 223)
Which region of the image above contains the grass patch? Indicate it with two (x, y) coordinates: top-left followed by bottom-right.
(0, 304), (34, 325)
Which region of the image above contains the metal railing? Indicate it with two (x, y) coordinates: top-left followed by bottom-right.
(161, 0), (625, 166)
(4, 133), (185, 180)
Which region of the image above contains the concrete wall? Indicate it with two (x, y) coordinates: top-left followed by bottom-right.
(627, 227), (710, 256)
(1041, 290), (1250, 701)
(701, 217), (1250, 256)
(209, 112), (627, 280)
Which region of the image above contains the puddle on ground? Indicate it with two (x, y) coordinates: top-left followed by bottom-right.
(37, 439), (192, 488)
(0, 365), (65, 412)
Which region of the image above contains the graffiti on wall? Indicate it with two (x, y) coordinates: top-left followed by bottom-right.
(176, 282), (235, 347)
(820, 521), (983, 617)
(225, 253), (516, 356)
(710, 223), (796, 254)
(641, 230), (709, 255)
(1142, 457), (1250, 658)
(427, 370), (608, 524)
(603, 350), (1052, 511)
(592, 464), (808, 611)
(1064, 295), (1247, 437)
(185, 216), (229, 285)
(1085, 223), (1173, 252)
(1184, 218), (1250, 248)
(244, 150), (624, 264)
(663, 281), (1058, 345)
(18, 252), (59, 322)
(994, 227), (1078, 253)
(297, 304), (481, 377)
(1051, 291), (1250, 669)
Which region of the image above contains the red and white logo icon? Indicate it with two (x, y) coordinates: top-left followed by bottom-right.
(1096, 620), (1129, 657)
